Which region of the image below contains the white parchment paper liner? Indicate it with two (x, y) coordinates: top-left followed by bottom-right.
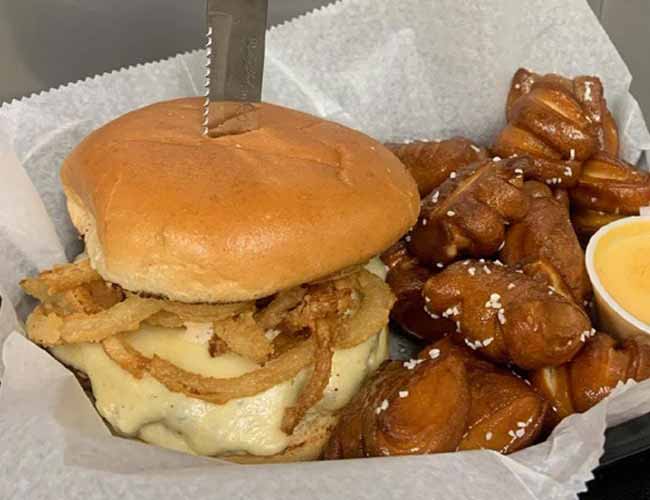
(2, 0), (650, 498)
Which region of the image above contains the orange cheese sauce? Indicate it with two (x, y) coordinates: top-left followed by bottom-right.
(595, 219), (650, 326)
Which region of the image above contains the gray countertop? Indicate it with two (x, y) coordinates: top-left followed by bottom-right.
(1, 0), (648, 120)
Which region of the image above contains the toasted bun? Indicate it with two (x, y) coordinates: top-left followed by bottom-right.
(61, 98), (419, 302)
(223, 413), (338, 464)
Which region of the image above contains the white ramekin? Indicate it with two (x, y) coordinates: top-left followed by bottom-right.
(585, 215), (650, 339)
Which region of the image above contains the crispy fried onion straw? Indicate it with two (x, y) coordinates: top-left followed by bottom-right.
(158, 300), (253, 322)
(26, 297), (256, 348)
(212, 312), (273, 363)
(281, 320), (333, 433)
(21, 260), (254, 346)
(255, 287), (307, 330)
(23, 261), (392, 351)
(20, 260), (101, 302)
(336, 271), (395, 348)
(144, 300), (253, 329)
(26, 296), (163, 346)
(102, 334), (315, 404)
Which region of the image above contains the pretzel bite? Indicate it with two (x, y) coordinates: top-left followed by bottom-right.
(428, 338), (547, 454)
(501, 181), (591, 304)
(379, 242), (453, 341)
(459, 368), (547, 453)
(496, 153), (583, 189)
(518, 259), (576, 304)
(493, 68), (619, 189)
(571, 153), (650, 215)
(553, 188), (571, 210)
(387, 257), (454, 342)
(423, 261), (591, 369)
(571, 208), (624, 242)
(323, 354), (470, 458)
(531, 333), (650, 426)
(324, 337), (547, 458)
(386, 137), (488, 197)
(407, 158), (529, 266)
(496, 68), (618, 158)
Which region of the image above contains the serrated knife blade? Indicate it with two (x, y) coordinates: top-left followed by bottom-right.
(203, 0), (268, 136)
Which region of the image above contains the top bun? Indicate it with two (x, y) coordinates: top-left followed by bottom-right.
(61, 98), (419, 302)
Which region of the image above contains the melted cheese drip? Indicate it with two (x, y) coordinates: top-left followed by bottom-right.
(51, 258), (389, 457)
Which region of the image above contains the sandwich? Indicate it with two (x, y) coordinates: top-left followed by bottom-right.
(20, 97), (419, 462)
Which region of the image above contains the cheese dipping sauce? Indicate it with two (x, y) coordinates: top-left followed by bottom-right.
(594, 218), (650, 326)
(51, 258), (390, 457)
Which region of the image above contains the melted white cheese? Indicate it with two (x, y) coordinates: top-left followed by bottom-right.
(53, 326), (387, 457)
(51, 257), (389, 457)
(365, 257), (387, 280)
